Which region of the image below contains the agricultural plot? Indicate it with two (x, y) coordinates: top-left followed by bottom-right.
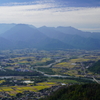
(0, 80), (5, 84)
(48, 78), (79, 84)
(54, 58), (90, 68)
(0, 49), (100, 100)
(53, 62), (75, 69)
(37, 82), (56, 86)
(0, 82), (56, 96)
(52, 57), (96, 77)
(70, 58), (90, 62)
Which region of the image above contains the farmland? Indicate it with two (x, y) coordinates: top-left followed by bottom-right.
(0, 49), (100, 77)
(0, 49), (100, 99)
(0, 82), (56, 96)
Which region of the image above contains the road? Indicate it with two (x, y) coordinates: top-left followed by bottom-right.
(92, 76), (100, 84)
(35, 69), (71, 78)
(80, 62), (87, 76)
(80, 62), (100, 84)
(35, 58), (66, 68)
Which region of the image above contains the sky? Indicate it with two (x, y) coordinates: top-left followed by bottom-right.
(0, 0), (100, 32)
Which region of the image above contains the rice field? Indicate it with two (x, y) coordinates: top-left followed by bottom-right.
(37, 82), (56, 86)
(0, 82), (56, 96)
(70, 58), (90, 62)
(54, 62), (75, 69)
(0, 80), (5, 84)
(51, 58), (92, 76)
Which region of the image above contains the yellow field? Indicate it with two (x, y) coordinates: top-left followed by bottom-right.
(53, 58), (91, 69)
(0, 82), (55, 96)
(2, 88), (13, 91)
(0, 80), (5, 84)
(70, 58), (90, 62)
(54, 62), (75, 69)
(52, 58), (90, 76)
(18, 61), (30, 64)
(11, 57), (35, 60)
(37, 82), (56, 86)
(64, 70), (78, 76)
(34, 86), (50, 91)
(41, 58), (51, 62)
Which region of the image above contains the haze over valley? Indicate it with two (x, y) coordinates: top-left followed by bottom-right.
(0, 23), (100, 50)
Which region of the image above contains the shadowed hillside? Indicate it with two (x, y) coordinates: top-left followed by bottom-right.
(40, 83), (100, 100)
(0, 24), (100, 50)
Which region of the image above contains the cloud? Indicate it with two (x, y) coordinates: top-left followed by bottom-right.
(1, 0), (100, 7)
(1, 0), (55, 6)
(0, 0), (100, 32)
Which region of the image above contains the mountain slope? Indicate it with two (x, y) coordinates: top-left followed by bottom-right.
(40, 84), (100, 100)
(0, 23), (15, 34)
(0, 24), (100, 50)
(0, 24), (73, 50)
(38, 26), (100, 50)
(38, 26), (66, 38)
(56, 26), (100, 39)
(56, 26), (83, 35)
(89, 60), (100, 74)
(0, 37), (13, 49)
(1, 24), (45, 41)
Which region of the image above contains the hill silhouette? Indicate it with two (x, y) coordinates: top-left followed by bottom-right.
(0, 24), (100, 50)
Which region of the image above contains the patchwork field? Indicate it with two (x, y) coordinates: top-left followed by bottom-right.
(51, 57), (96, 76)
(0, 82), (56, 96)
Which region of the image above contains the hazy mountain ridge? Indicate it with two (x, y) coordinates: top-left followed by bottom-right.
(0, 23), (16, 34)
(0, 24), (73, 50)
(0, 23), (100, 50)
(0, 37), (14, 49)
(38, 26), (100, 50)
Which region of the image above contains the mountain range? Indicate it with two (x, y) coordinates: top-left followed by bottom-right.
(0, 23), (100, 50)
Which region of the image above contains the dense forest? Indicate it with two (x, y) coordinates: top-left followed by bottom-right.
(0, 69), (43, 76)
(89, 60), (100, 74)
(40, 83), (100, 100)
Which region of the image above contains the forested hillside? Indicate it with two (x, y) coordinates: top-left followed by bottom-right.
(89, 60), (100, 74)
(40, 83), (100, 100)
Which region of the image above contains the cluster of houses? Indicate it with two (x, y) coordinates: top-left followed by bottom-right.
(21, 85), (62, 100)
(0, 57), (33, 72)
(0, 85), (62, 100)
(14, 64), (32, 72)
(0, 92), (10, 99)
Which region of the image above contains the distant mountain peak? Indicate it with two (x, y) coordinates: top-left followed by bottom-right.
(0, 24), (100, 50)
(57, 26), (77, 29)
(56, 26), (82, 34)
(15, 24), (31, 27)
(40, 26), (55, 29)
(13, 24), (36, 29)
